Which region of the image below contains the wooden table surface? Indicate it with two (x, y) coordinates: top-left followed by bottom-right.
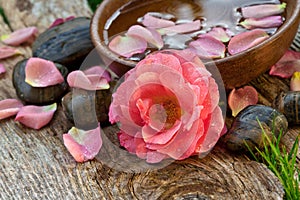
(0, 1), (298, 199)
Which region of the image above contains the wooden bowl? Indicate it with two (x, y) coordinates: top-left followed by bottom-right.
(91, 0), (300, 89)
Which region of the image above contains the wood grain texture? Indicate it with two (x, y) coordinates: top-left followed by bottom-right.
(0, 0), (298, 199)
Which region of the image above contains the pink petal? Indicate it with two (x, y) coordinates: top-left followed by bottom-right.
(189, 35), (226, 59)
(241, 3), (286, 18)
(240, 16), (283, 30)
(0, 46), (22, 59)
(63, 125), (102, 163)
(201, 27), (231, 43)
(108, 35), (147, 58)
(158, 20), (201, 35)
(228, 86), (258, 117)
(0, 63), (5, 74)
(228, 29), (269, 55)
(0, 99), (23, 120)
(127, 25), (163, 49)
(49, 16), (75, 28)
(83, 66), (111, 82)
(15, 103), (57, 129)
(25, 57), (64, 87)
(67, 70), (110, 90)
(142, 13), (175, 29)
(269, 50), (300, 78)
(290, 72), (300, 91)
(1, 27), (38, 46)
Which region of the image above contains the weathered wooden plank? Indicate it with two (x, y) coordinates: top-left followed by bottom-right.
(0, 0), (295, 199)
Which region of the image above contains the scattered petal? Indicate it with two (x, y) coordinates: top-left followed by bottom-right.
(240, 16), (283, 30)
(228, 29), (269, 55)
(228, 86), (258, 117)
(0, 46), (22, 59)
(1, 27), (38, 46)
(158, 20), (201, 35)
(63, 125), (102, 162)
(142, 13), (175, 29)
(0, 63), (5, 74)
(290, 72), (300, 91)
(127, 25), (163, 49)
(108, 35), (147, 58)
(0, 99), (23, 120)
(189, 35), (226, 59)
(15, 103), (57, 129)
(241, 3), (286, 18)
(25, 57), (64, 87)
(67, 70), (110, 90)
(49, 16), (75, 28)
(201, 27), (231, 43)
(83, 66), (111, 82)
(269, 50), (300, 78)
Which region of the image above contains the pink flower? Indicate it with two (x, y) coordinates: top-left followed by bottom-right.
(109, 50), (224, 163)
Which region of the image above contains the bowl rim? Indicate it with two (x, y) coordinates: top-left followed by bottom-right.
(91, 0), (300, 68)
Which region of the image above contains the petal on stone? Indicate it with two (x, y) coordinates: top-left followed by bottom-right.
(49, 16), (75, 28)
(228, 29), (269, 55)
(240, 16), (283, 30)
(158, 20), (201, 35)
(83, 66), (111, 82)
(0, 46), (22, 59)
(241, 3), (286, 19)
(142, 13), (175, 29)
(202, 27), (231, 43)
(228, 86), (258, 117)
(0, 99), (23, 120)
(0, 63), (5, 74)
(189, 35), (226, 59)
(269, 50), (300, 78)
(290, 72), (300, 91)
(108, 35), (147, 58)
(15, 103), (57, 130)
(25, 57), (64, 87)
(63, 125), (102, 163)
(1, 27), (38, 46)
(67, 70), (110, 90)
(127, 25), (164, 49)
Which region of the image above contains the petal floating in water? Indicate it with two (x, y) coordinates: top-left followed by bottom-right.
(240, 16), (283, 30)
(228, 29), (269, 55)
(201, 27), (231, 43)
(158, 20), (201, 35)
(241, 3), (286, 19)
(142, 13), (175, 29)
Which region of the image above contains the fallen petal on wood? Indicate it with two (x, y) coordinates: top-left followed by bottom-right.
(269, 50), (300, 78)
(189, 35), (226, 59)
(290, 72), (300, 91)
(63, 125), (102, 162)
(228, 29), (269, 55)
(228, 86), (258, 117)
(127, 25), (163, 49)
(25, 57), (64, 87)
(67, 70), (110, 90)
(15, 103), (57, 130)
(108, 35), (147, 58)
(240, 16), (283, 30)
(0, 63), (5, 74)
(241, 3), (286, 18)
(201, 27), (231, 43)
(0, 46), (22, 59)
(158, 20), (201, 35)
(142, 13), (175, 29)
(0, 99), (23, 120)
(1, 27), (38, 46)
